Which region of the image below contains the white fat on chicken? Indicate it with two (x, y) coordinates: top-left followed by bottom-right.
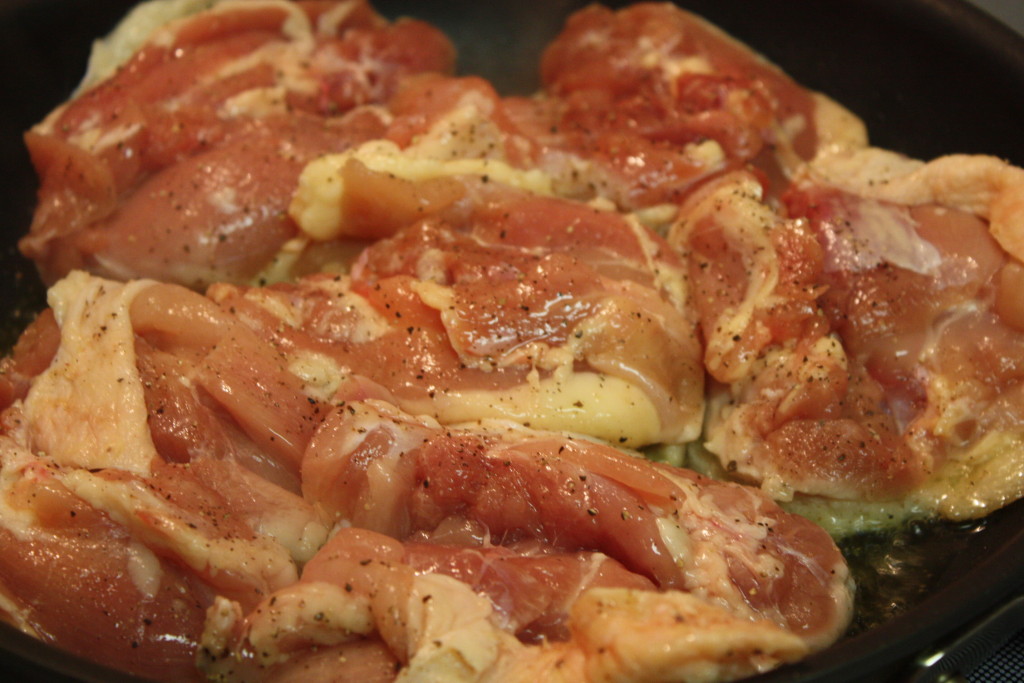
(805, 147), (1024, 263)
(290, 139), (555, 242)
(65, 121), (145, 156)
(913, 429), (1024, 522)
(620, 210), (692, 310)
(407, 88), (510, 161)
(60, 468), (298, 596)
(206, 460), (331, 564)
(78, 0), (220, 92)
(201, 563), (519, 682)
(410, 586), (809, 683)
(0, 419), (50, 541)
(560, 588), (807, 683)
(406, 279), (666, 446)
(654, 464), (850, 649)
(244, 582), (377, 666)
(421, 370), (663, 449)
(287, 350), (348, 402)
(667, 172), (782, 383)
(396, 573), (513, 682)
(22, 271), (159, 475)
(810, 93), (868, 159)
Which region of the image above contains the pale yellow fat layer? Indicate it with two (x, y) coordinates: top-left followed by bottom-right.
(778, 432), (1024, 535)
(291, 140), (555, 241)
(421, 373), (661, 449)
(912, 430), (1024, 521)
(23, 272), (159, 475)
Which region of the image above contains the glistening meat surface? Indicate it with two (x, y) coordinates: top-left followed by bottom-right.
(21, 0), (454, 288)
(198, 399), (851, 680)
(669, 171), (929, 503)
(0, 270), (851, 681)
(212, 179), (704, 447)
(0, 274), (330, 678)
(301, 400), (854, 650)
(665, 148), (1024, 530)
(782, 149), (1024, 521)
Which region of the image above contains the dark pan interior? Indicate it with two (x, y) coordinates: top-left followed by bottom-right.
(2, 1), (1024, 681)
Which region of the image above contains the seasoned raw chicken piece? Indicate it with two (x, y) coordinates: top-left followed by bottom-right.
(784, 149), (1024, 522)
(667, 148), (1024, 530)
(302, 400), (854, 648)
(524, 2), (866, 208)
(201, 529), (812, 683)
(669, 171), (928, 504)
(348, 3), (868, 220)
(0, 411), (299, 680)
(0, 273), (332, 677)
(0, 411), (209, 682)
(199, 399), (851, 681)
(21, 0), (454, 287)
(213, 180), (704, 447)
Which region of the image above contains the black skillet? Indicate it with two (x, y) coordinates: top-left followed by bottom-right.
(2, 1), (1024, 681)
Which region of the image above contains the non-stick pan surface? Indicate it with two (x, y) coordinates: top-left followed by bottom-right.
(2, 1), (1024, 681)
